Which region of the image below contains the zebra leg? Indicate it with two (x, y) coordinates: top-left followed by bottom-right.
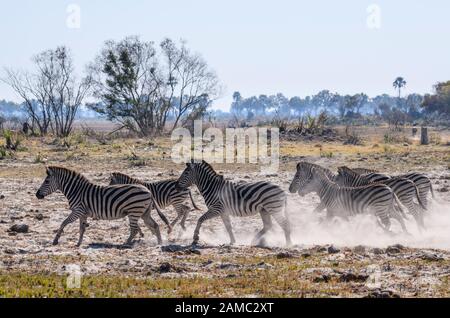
(373, 208), (392, 234)
(179, 204), (191, 231)
(171, 203), (189, 230)
(141, 213), (162, 245)
(271, 212), (292, 247)
(220, 213), (236, 245)
(313, 201), (326, 214)
(251, 212), (273, 246)
(53, 210), (81, 246)
(137, 225), (145, 238)
(124, 215), (140, 247)
(419, 192), (429, 211)
(409, 203), (425, 231)
(192, 208), (222, 245)
(76, 215), (89, 247)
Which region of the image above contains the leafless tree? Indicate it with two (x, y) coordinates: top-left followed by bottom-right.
(2, 46), (92, 137)
(160, 38), (220, 133)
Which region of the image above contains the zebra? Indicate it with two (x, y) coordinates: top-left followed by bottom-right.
(36, 166), (168, 247)
(289, 162), (408, 232)
(175, 160), (292, 246)
(335, 166), (427, 229)
(352, 169), (435, 209)
(109, 172), (201, 230)
(395, 172), (435, 210)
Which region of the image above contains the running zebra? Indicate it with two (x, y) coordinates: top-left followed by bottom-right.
(335, 166), (427, 229)
(176, 160), (291, 246)
(352, 169), (435, 209)
(109, 172), (200, 230)
(396, 172), (435, 210)
(36, 166), (168, 247)
(289, 162), (407, 232)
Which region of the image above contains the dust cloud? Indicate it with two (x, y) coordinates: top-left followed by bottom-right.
(181, 195), (450, 250)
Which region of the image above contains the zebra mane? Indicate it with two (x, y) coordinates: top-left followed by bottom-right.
(338, 166), (358, 176)
(298, 161), (335, 179)
(111, 172), (145, 185)
(198, 160), (218, 175)
(47, 166), (91, 183)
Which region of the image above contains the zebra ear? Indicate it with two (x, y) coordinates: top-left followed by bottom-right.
(46, 167), (53, 176)
(191, 158), (195, 164)
(296, 162), (302, 171)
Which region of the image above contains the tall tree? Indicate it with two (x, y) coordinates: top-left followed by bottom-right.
(160, 38), (219, 132)
(422, 81), (450, 120)
(393, 77), (407, 98)
(2, 46), (92, 136)
(88, 36), (219, 136)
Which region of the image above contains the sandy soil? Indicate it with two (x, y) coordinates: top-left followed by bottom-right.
(0, 131), (449, 297)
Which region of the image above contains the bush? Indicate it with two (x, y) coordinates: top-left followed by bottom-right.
(343, 126), (363, 145)
(2, 129), (22, 151)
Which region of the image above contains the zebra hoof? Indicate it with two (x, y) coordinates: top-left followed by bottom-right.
(52, 240), (59, 246)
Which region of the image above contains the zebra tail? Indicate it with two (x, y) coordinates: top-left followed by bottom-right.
(150, 199), (172, 234)
(188, 190), (201, 210)
(393, 193), (408, 219)
(415, 185), (427, 211)
(429, 182), (436, 199)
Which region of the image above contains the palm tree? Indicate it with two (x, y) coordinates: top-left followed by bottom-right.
(393, 77), (407, 98)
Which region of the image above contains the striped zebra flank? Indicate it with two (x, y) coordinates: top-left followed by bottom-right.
(109, 172), (200, 230)
(176, 160), (292, 246)
(336, 166), (427, 229)
(396, 172), (435, 209)
(289, 162), (408, 233)
(36, 166), (164, 247)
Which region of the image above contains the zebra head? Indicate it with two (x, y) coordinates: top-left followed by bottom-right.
(334, 166), (354, 186)
(289, 162), (315, 196)
(36, 167), (60, 199)
(176, 161), (196, 190)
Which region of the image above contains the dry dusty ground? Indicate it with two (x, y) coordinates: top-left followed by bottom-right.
(0, 126), (449, 297)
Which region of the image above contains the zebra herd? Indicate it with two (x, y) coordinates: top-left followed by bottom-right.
(35, 160), (434, 248)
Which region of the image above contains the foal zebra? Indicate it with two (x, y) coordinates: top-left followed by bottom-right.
(176, 160), (291, 246)
(109, 172), (200, 230)
(336, 166), (426, 229)
(289, 162), (407, 232)
(36, 166), (165, 247)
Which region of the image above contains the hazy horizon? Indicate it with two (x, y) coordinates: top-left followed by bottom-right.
(1, 0), (449, 111)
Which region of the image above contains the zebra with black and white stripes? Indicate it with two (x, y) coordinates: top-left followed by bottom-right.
(36, 166), (167, 247)
(175, 160), (292, 246)
(109, 172), (201, 230)
(289, 162), (408, 232)
(352, 169), (435, 209)
(395, 172), (435, 210)
(335, 166), (427, 229)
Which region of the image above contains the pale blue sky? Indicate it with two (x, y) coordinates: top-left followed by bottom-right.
(1, 0), (449, 110)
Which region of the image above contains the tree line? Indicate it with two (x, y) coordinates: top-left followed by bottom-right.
(1, 39), (449, 137)
(230, 77), (450, 126)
